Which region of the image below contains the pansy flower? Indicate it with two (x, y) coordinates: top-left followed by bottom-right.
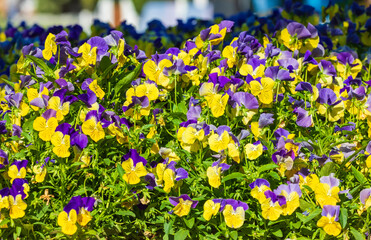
(71, 126), (89, 154)
(317, 205), (341, 236)
(82, 78), (105, 100)
(231, 92), (259, 125)
(8, 179), (29, 219)
(272, 149), (296, 176)
(177, 121), (209, 152)
(33, 157), (50, 183)
(106, 114), (129, 145)
(316, 87), (344, 122)
(203, 199), (222, 221)
(249, 179), (271, 203)
(121, 149), (147, 185)
(33, 109), (58, 141)
(158, 147), (180, 162)
(359, 188), (371, 214)
(27, 83), (50, 111)
(122, 96), (151, 120)
(162, 161), (188, 193)
(273, 183), (302, 215)
(42, 33), (57, 61)
(245, 140), (264, 160)
(199, 79), (229, 118)
(0, 188), (9, 209)
(77, 90), (99, 122)
(336, 52), (362, 79)
(195, 20), (234, 49)
(128, 81), (159, 102)
(317, 60), (336, 85)
(0, 149), (9, 168)
(182, 65), (203, 86)
(143, 54), (173, 88)
(261, 190), (285, 221)
(47, 89), (76, 121)
(314, 174), (340, 207)
(11, 178), (29, 199)
(221, 199), (249, 229)
(222, 42), (238, 68)
(293, 107), (313, 127)
(4, 92), (29, 119)
(51, 123), (72, 158)
(169, 194), (198, 217)
(57, 198), (79, 235)
(8, 160), (28, 183)
(239, 58), (265, 79)
(280, 22), (319, 53)
(208, 126), (231, 153)
(206, 160), (230, 188)
(178, 122), (205, 149)
(81, 110), (105, 142)
(71, 196), (96, 227)
(76, 42), (97, 68)
(249, 77), (275, 105)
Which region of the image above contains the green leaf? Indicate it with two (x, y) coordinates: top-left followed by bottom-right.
(272, 229), (283, 238)
(299, 199), (315, 212)
(26, 55), (54, 77)
(222, 172), (245, 183)
(101, 61), (118, 80)
(174, 229), (189, 240)
(36, 205), (49, 220)
(183, 217), (194, 229)
(339, 208), (348, 228)
(297, 208), (321, 224)
(319, 162), (336, 177)
(258, 164), (278, 174)
(229, 231), (238, 240)
(103, 158), (111, 166)
(115, 210), (136, 217)
(16, 226), (22, 236)
(173, 101), (188, 114)
(168, 112), (187, 122)
(350, 227), (364, 240)
(117, 164), (125, 179)
(268, 171), (280, 180)
(164, 220), (174, 235)
(114, 63), (142, 96)
(14, 152), (25, 159)
(351, 166), (367, 184)
(71, 162), (85, 167)
(0, 76), (15, 87)
(99, 56), (113, 72)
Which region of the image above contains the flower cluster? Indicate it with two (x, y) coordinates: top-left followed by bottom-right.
(1, 0), (371, 238)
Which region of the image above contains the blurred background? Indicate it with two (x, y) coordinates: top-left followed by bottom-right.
(0, 0), (367, 33)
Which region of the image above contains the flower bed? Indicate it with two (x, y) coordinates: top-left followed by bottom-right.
(1, 1), (371, 239)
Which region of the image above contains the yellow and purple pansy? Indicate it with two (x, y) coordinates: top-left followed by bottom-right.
(8, 179), (29, 219)
(169, 194), (198, 217)
(8, 160), (28, 183)
(249, 178), (271, 204)
(206, 160), (230, 188)
(261, 190), (285, 221)
(51, 123), (73, 158)
(221, 199), (249, 229)
(121, 149), (148, 185)
(203, 199), (222, 221)
(33, 109), (59, 142)
(317, 205), (341, 236)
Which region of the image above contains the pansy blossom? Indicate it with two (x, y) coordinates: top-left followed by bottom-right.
(121, 149), (147, 185)
(169, 194), (198, 217)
